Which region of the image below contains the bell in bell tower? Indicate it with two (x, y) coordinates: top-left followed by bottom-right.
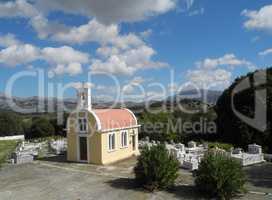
(77, 82), (92, 111)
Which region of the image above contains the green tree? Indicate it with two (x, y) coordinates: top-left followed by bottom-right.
(139, 111), (176, 142)
(134, 144), (179, 191)
(0, 112), (23, 136)
(216, 68), (272, 153)
(27, 117), (55, 139)
(195, 151), (246, 200)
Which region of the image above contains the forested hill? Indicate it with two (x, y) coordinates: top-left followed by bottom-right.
(216, 67), (272, 153)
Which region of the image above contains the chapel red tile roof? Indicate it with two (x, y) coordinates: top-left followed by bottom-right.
(93, 109), (137, 131)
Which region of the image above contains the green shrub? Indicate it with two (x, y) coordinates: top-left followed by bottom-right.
(195, 151), (246, 200)
(208, 142), (233, 151)
(134, 144), (180, 191)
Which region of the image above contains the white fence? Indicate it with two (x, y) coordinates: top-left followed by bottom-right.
(0, 135), (25, 141)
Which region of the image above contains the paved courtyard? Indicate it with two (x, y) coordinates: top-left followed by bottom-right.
(0, 156), (271, 200)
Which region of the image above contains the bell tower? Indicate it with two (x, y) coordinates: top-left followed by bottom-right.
(77, 82), (92, 111)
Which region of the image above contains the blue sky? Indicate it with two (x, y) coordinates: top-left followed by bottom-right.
(0, 0), (272, 101)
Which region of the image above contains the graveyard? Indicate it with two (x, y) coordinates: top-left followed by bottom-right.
(139, 139), (265, 171)
(0, 136), (270, 199)
(3, 135), (266, 172)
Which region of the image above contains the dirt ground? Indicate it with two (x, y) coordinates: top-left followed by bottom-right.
(0, 156), (271, 200)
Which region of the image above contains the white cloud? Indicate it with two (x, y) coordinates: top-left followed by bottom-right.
(0, 0), (38, 18)
(122, 84), (135, 94)
(51, 19), (119, 44)
(0, 0), (176, 44)
(242, 5), (272, 32)
(41, 46), (89, 65)
(0, 0), (168, 76)
(70, 82), (95, 89)
(0, 0), (68, 40)
(188, 7), (204, 16)
(95, 85), (107, 91)
(0, 34), (21, 47)
(91, 56), (136, 76)
(96, 46), (119, 58)
(94, 84), (119, 97)
(36, 0), (178, 24)
(130, 76), (145, 85)
(30, 14), (69, 39)
(146, 90), (166, 100)
(168, 83), (178, 93)
(111, 33), (144, 50)
(36, 17), (143, 48)
(177, 0), (194, 12)
(0, 36), (89, 76)
(140, 29), (153, 39)
(41, 46), (89, 76)
(91, 45), (168, 75)
(195, 54), (254, 70)
(187, 68), (232, 89)
(259, 48), (272, 56)
(50, 62), (83, 76)
(0, 44), (40, 66)
(186, 54), (254, 89)
(122, 76), (145, 94)
(0, 1), (143, 47)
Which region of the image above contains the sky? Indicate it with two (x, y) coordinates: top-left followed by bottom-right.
(0, 0), (272, 101)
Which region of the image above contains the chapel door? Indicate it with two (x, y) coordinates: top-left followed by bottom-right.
(79, 137), (88, 161)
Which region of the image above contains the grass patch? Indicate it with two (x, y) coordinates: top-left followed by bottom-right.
(0, 140), (18, 167)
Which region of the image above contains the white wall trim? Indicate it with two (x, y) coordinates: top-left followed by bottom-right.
(124, 108), (138, 125)
(89, 110), (102, 131)
(100, 125), (141, 133)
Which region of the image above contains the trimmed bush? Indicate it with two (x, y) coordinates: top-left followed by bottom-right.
(134, 144), (180, 191)
(195, 151), (246, 200)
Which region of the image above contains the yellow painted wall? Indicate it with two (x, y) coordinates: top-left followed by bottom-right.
(100, 128), (139, 165)
(67, 133), (77, 161)
(88, 131), (102, 164)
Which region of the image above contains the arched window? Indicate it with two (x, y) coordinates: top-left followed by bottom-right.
(78, 118), (87, 133)
(121, 131), (128, 147)
(108, 133), (115, 150)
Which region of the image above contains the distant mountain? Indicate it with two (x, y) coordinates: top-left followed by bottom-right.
(174, 89), (222, 104)
(0, 94), (75, 112)
(0, 89), (222, 114)
(0, 93), (146, 113)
